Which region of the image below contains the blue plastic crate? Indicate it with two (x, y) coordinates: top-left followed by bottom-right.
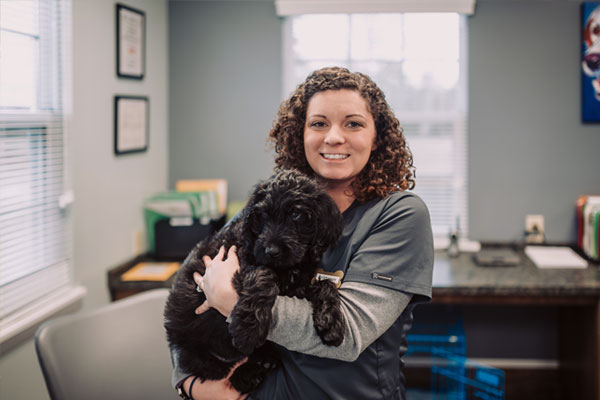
(431, 349), (505, 400)
(406, 320), (466, 358)
(406, 317), (505, 400)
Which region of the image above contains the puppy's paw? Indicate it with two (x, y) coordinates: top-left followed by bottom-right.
(229, 267), (279, 353)
(315, 321), (344, 347)
(310, 281), (345, 347)
(230, 332), (260, 355)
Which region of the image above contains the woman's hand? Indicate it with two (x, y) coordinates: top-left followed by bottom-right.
(181, 358), (249, 400)
(194, 246), (240, 317)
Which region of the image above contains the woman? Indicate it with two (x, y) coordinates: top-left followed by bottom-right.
(173, 66), (434, 400)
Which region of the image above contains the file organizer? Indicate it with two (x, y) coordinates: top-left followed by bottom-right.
(406, 318), (505, 400)
(144, 190), (224, 259)
(576, 195), (600, 261)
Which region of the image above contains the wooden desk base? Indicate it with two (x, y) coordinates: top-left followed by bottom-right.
(423, 294), (600, 400)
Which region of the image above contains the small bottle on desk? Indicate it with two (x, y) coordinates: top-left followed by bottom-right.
(447, 217), (461, 258)
(447, 231), (460, 258)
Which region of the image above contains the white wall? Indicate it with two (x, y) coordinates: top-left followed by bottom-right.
(71, 0), (169, 311)
(0, 1), (169, 398)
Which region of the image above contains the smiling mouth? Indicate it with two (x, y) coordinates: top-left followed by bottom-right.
(321, 153), (349, 160)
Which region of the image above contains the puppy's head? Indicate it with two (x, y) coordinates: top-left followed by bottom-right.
(240, 169), (343, 269)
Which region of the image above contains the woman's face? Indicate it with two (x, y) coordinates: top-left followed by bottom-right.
(303, 89), (376, 187)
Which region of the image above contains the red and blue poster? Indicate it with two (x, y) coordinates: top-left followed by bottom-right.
(582, 2), (600, 122)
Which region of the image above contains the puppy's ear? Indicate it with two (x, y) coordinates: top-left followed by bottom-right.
(248, 178), (269, 206)
(310, 193), (344, 260)
(239, 207), (255, 264)
(240, 179), (269, 264)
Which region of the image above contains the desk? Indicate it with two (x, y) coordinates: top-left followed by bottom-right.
(108, 254), (178, 301)
(431, 246), (600, 400)
(109, 246), (599, 398)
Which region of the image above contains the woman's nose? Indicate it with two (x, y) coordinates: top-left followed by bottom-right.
(324, 126), (345, 145)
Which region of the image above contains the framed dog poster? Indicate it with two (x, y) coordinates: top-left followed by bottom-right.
(582, 2), (600, 122)
(116, 3), (145, 79)
(114, 95), (149, 155)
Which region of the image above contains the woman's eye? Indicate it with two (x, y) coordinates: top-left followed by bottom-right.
(347, 121), (363, 128)
(310, 121), (326, 128)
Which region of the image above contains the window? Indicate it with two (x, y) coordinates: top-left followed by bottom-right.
(283, 13), (468, 238)
(0, 0), (83, 347)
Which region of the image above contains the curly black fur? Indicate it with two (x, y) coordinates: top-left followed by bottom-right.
(163, 169), (345, 394)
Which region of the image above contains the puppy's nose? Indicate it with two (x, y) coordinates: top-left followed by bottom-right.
(265, 246), (281, 258)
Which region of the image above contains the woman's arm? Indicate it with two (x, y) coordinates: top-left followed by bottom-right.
(194, 264), (412, 362)
(267, 281), (412, 362)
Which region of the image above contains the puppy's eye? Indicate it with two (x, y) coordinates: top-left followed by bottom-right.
(290, 211), (307, 223)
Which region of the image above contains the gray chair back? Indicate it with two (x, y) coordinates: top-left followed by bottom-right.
(35, 289), (179, 400)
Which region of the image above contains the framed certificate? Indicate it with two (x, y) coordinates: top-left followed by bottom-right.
(116, 4), (145, 79)
(114, 95), (149, 155)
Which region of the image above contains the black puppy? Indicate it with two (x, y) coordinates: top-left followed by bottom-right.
(164, 169), (345, 394)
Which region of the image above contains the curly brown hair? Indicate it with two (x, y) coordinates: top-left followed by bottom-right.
(268, 66), (415, 203)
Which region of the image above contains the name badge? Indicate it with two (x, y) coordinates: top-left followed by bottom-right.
(313, 268), (344, 288)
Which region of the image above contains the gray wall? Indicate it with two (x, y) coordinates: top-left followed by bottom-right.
(169, 0), (600, 243)
(168, 0), (280, 203)
(469, 0), (600, 242)
(0, 1), (169, 399)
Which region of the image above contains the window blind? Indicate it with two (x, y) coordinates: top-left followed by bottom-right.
(0, 0), (74, 324)
(283, 13), (468, 238)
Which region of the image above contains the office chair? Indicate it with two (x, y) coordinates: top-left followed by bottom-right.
(35, 289), (179, 400)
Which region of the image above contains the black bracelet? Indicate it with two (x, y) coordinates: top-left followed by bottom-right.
(176, 383), (190, 400)
(187, 376), (200, 400)
(176, 376), (199, 400)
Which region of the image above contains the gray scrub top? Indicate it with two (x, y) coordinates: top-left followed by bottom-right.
(250, 191), (434, 399)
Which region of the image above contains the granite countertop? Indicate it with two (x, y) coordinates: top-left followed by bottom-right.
(432, 246), (600, 298)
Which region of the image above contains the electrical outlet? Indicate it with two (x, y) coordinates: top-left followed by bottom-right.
(525, 214), (545, 243)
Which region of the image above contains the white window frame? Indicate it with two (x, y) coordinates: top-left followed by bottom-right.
(0, 0), (85, 353)
(282, 13), (469, 242)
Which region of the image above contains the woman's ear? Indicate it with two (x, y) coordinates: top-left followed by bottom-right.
(371, 132), (379, 151)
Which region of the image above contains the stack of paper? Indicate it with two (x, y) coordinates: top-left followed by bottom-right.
(524, 246), (588, 269)
(121, 262), (180, 281)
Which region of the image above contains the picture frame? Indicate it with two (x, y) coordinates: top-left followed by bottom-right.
(581, 2), (600, 122)
(114, 95), (149, 155)
(116, 3), (145, 79)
